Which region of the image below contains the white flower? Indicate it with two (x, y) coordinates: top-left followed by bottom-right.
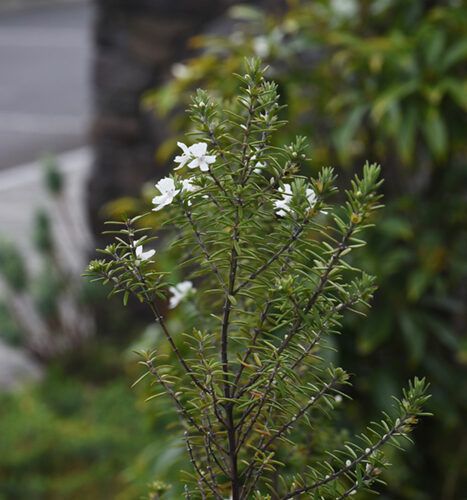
(171, 63), (191, 80)
(187, 142), (217, 172)
(174, 142), (193, 170)
(152, 177), (180, 211)
(174, 142), (216, 172)
(306, 188), (317, 205)
(181, 178), (197, 193)
(253, 161), (266, 174)
(330, 0), (358, 18)
(169, 281), (195, 309)
(253, 36), (270, 58)
(135, 238), (155, 261)
(273, 184), (293, 216)
(274, 184), (326, 217)
(307, 187), (328, 214)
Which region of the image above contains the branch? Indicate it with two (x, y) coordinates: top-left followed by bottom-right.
(258, 377), (338, 453)
(237, 376), (339, 490)
(185, 432), (224, 500)
(232, 299), (272, 396)
(183, 206), (228, 293)
(147, 301), (209, 395)
(145, 357), (204, 436)
(233, 224), (305, 294)
(235, 224), (355, 400)
(280, 416), (410, 499)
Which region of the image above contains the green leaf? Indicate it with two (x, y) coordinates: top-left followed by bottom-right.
(441, 38), (467, 71)
(371, 80), (419, 123)
(398, 310), (426, 364)
(333, 104), (368, 164)
(423, 28), (446, 67)
(442, 78), (467, 111)
(422, 107), (448, 160)
(396, 105), (418, 163)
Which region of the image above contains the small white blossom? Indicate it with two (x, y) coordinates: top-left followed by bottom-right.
(253, 36), (270, 58)
(306, 187), (317, 205)
(188, 142), (217, 172)
(174, 142), (216, 172)
(253, 161), (266, 174)
(135, 239), (155, 261)
(307, 187), (328, 214)
(171, 63), (191, 80)
(174, 142), (193, 170)
(346, 459), (352, 467)
(273, 184), (293, 216)
(181, 178), (197, 193)
(152, 177), (180, 211)
(274, 184), (325, 217)
(335, 395), (343, 404)
(331, 0), (358, 18)
(169, 281), (195, 309)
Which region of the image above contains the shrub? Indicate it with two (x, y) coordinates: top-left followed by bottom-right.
(88, 60), (430, 499)
(144, 3), (467, 496)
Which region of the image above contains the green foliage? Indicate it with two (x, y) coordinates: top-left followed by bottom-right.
(33, 209), (53, 255)
(42, 154), (64, 196)
(89, 60), (430, 499)
(142, 2), (467, 497)
(0, 238), (28, 292)
(0, 369), (160, 500)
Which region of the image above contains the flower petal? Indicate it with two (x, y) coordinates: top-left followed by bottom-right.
(177, 142), (191, 155)
(198, 160), (210, 172)
(205, 155), (217, 164)
(155, 177), (176, 194)
(190, 142), (207, 156)
(188, 158), (201, 169)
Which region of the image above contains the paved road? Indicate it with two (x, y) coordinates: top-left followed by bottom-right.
(0, 1), (92, 170)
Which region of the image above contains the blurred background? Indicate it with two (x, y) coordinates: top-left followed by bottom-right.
(0, 0), (465, 499)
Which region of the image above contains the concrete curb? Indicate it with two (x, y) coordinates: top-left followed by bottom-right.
(0, 147), (93, 272)
(0, 0), (88, 14)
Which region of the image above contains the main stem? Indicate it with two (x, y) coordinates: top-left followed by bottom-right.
(219, 93), (255, 500)
(221, 207), (241, 500)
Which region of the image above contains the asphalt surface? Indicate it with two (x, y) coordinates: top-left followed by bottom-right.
(0, 1), (92, 170)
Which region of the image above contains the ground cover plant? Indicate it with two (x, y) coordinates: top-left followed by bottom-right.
(88, 60), (430, 499)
